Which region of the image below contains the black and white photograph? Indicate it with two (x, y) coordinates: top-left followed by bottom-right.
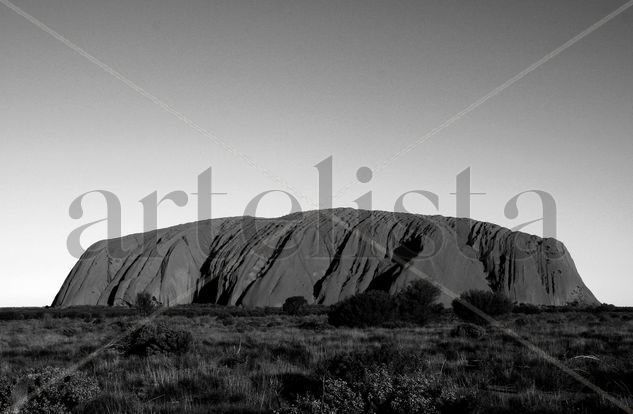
(1, 0), (632, 413)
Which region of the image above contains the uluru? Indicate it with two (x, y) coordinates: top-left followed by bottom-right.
(52, 208), (598, 307)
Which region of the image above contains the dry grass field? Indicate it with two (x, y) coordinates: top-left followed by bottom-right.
(0, 306), (632, 413)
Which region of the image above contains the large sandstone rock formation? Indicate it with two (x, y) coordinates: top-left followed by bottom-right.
(53, 209), (598, 307)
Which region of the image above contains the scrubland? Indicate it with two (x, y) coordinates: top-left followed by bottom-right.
(0, 306), (632, 413)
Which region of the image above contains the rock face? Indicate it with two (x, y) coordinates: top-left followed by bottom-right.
(53, 209), (598, 307)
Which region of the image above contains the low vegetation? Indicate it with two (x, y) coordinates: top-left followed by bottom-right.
(282, 297), (308, 316)
(328, 290), (397, 327)
(0, 298), (632, 413)
(395, 280), (442, 325)
(452, 290), (514, 325)
(118, 321), (194, 356)
(328, 280), (442, 327)
(0, 366), (100, 414)
(135, 292), (158, 316)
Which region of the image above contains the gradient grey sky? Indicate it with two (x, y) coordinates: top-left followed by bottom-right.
(1, 0), (632, 306)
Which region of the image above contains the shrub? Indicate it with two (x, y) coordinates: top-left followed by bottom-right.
(513, 303), (541, 314)
(276, 373), (322, 402)
(61, 327), (78, 337)
(282, 296), (308, 316)
(17, 367), (100, 414)
(119, 321), (193, 356)
(327, 290), (396, 328)
(135, 292), (157, 316)
(388, 371), (444, 414)
(449, 323), (486, 339)
(396, 279), (442, 325)
(452, 290), (513, 325)
(0, 376), (11, 412)
(276, 377), (364, 414)
(41, 313), (57, 329)
(319, 378), (364, 414)
(327, 281), (442, 328)
(279, 366), (474, 414)
(219, 315), (235, 326)
(514, 317), (529, 327)
(323, 345), (427, 383)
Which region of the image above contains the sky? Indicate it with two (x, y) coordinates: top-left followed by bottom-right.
(0, 0), (632, 306)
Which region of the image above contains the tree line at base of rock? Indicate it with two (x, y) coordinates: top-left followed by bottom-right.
(134, 284), (514, 327)
(280, 281), (515, 327)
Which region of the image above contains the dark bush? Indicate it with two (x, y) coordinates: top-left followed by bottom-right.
(119, 321), (193, 356)
(0, 376), (11, 412)
(396, 279), (442, 325)
(452, 290), (513, 325)
(327, 290), (396, 328)
(281, 363), (474, 414)
(297, 317), (330, 331)
(449, 323), (486, 339)
(513, 303), (541, 314)
(18, 366), (100, 414)
(276, 373), (322, 401)
(282, 296), (308, 316)
(323, 345), (427, 383)
(219, 315), (235, 326)
(61, 327), (78, 337)
(135, 292), (157, 316)
(514, 317), (529, 327)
